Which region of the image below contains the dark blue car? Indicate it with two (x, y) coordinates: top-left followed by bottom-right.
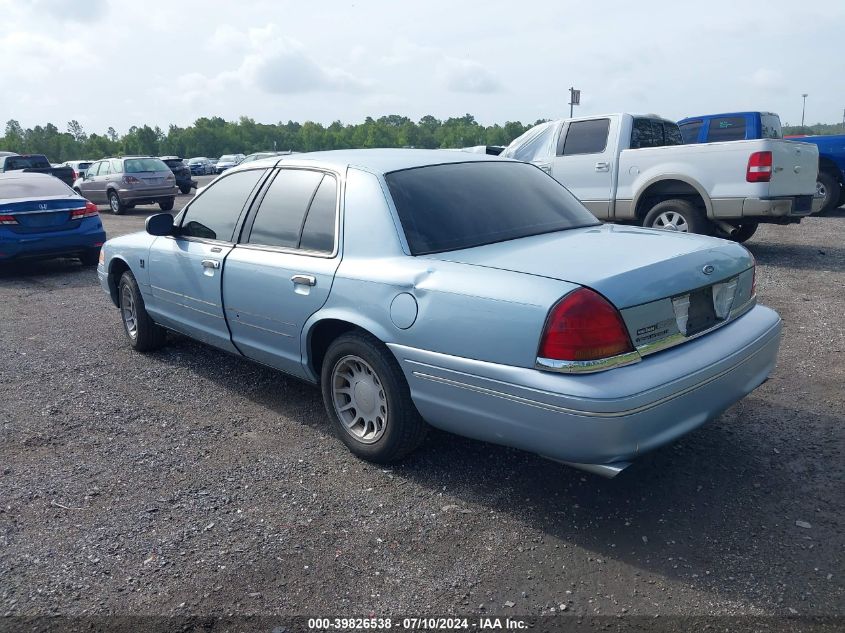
(0, 172), (106, 265)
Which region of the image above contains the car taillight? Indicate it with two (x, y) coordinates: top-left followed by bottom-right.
(0, 214), (17, 225)
(538, 288), (635, 362)
(123, 175), (142, 185)
(70, 201), (99, 219)
(71, 169), (78, 181)
(746, 151), (772, 182)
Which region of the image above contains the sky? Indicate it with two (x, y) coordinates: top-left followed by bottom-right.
(1, 0), (843, 134)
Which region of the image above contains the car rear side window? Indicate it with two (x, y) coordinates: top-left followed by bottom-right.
(299, 175), (338, 253)
(385, 161), (599, 255)
(180, 168), (266, 241)
(246, 169), (324, 249)
(761, 114), (782, 139)
(706, 117), (746, 142)
(560, 119), (610, 155)
(631, 118), (684, 148)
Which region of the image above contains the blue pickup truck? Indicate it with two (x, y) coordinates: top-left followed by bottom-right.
(678, 111), (845, 213)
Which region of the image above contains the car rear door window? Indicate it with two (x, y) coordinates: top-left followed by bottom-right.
(631, 118), (684, 148)
(99, 161), (111, 176)
(560, 119), (610, 155)
(299, 175), (338, 253)
(706, 117), (746, 142)
(180, 168), (266, 241)
(246, 169), (324, 249)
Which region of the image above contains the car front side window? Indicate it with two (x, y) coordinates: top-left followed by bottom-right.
(179, 168), (267, 242)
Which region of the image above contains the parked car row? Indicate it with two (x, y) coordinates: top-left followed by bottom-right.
(72, 156), (177, 215)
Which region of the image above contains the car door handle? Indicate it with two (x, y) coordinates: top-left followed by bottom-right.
(291, 274), (316, 287)
(595, 162), (611, 172)
(201, 259), (220, 269)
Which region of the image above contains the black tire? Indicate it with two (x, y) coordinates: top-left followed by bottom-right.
(179, 184), (191, 195)
(727, 222), (758, 243)
(108, 190), (125, 215)
(79, 247), (100, 266)
(815, 171), (841, 214)
(320, 331), (427, 463)
(118, 271), (166, 352)
(159, 197), (175, 211)
(643, 199), (711, 234)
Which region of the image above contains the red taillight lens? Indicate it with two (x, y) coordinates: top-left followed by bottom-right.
(72, 169), (78, 181)
(538, 288), (635, 362)
(123, 175), (142, 185)
(746, 151), (772, 182)
(0, 214), (17, 225)
(70, 201), (99, 219)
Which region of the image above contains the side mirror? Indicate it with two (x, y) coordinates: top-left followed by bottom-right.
(146, 213), (175, 236)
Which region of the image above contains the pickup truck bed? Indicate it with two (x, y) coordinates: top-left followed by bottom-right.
(0, 154), (75, 188)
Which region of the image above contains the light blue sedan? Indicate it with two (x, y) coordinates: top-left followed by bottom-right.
(98, 150), (782, 477)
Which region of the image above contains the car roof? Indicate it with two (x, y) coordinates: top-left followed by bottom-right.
(229, 148), (505, 176)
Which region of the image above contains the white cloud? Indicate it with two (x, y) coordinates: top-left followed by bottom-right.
(29, 0), (109, 21)
(439, 56), (503, 94)
(749, 68), (785, 91)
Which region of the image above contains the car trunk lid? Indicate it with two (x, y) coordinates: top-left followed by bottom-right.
(0, 196), (88, 232)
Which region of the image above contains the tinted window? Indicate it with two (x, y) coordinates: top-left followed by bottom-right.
(247, 169), (323, 248)
(561, 119), (609, 155)
(706, 117), (746, 142)
(631, 119), (684, 148)
(761, 114), (782, 139)
(300, 175), (338, 253)
(0, 176), (74, 198)
(679, 120), (703, 143)
(124, 158), (168, 173)
(5, 155), (51, 170)
(385, 161), (599, 256)
(181, 168), (266, 241)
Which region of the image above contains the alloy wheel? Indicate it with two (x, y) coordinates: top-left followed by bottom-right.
(331, 355), (388, 444)
(653, 211), (689, 232)
(121, 284), (138, 340)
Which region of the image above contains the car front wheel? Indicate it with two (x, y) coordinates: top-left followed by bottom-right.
(321, 331), (427, 463)
(118, 271), (166, 352)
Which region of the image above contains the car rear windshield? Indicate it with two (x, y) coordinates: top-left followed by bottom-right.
(384, 161), (599, 256)
(78, 162), (93, 170)
(124, 158), (168, 173)
(5, 155), (51, 170)
(220, 155), (237, 161)
(163, 159), (185, 167)
(0, 176), (74, 199)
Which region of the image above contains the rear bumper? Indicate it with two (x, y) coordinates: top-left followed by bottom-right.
(118, 186), (177, 203)
(0, 221), (106, 260)
(741, 195), (815, 218)
(390, 304), (781, 467)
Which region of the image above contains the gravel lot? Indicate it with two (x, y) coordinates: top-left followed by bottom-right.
(1, 186), (842, 624)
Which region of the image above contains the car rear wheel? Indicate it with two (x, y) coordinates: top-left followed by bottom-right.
(814, 171), (841, 215)
(643, 199), (711, 235)
(79, 248), (100, 266)
(118, 271), (166, 352)
(321, 331), (427, 463)
(108, 190), (125, 215)
(159, 197), (175, 211)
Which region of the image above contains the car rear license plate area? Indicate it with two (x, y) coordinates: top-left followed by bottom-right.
(686, 287), (718, 335)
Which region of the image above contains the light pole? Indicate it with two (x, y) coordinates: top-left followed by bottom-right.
(801, 93), (808, 127)
(569, 87), (581, 118)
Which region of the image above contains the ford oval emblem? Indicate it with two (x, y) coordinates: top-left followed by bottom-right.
(702, 264), (715, 275)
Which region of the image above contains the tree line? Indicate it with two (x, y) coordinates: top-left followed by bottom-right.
(3, 115), (842, 163)
(1, 115), (540, 162)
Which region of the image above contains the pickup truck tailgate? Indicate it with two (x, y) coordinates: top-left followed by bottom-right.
(768, 140), (818, 197)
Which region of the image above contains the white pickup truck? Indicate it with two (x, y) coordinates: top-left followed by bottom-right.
(500, 113), (819, 241)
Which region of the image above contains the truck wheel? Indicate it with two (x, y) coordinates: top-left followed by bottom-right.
(643, 199), (710, 234)
(815, 171), (841, 214)
(118, 271), (166, 352)
(321, 331), (428, 463)
(159, 197), (175, 211)
(727, 222), (758, 243)
(108, 190), (125, 215)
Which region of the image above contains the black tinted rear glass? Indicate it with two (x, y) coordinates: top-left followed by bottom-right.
(631, 119), (684, 148)
(5, 156), (51, 170)
(247, 169), (323, 248)
(706, 117), (746, 142)
(385, 161), (599, 256)
(679, 120), (703, 143)
(0, 176), (74, 199)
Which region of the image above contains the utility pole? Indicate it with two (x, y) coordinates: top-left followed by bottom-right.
(569, 87), (581, 118)
(801, 93), (808, 127)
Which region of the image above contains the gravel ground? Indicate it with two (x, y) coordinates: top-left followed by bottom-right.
(0, 194), (842, 624)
